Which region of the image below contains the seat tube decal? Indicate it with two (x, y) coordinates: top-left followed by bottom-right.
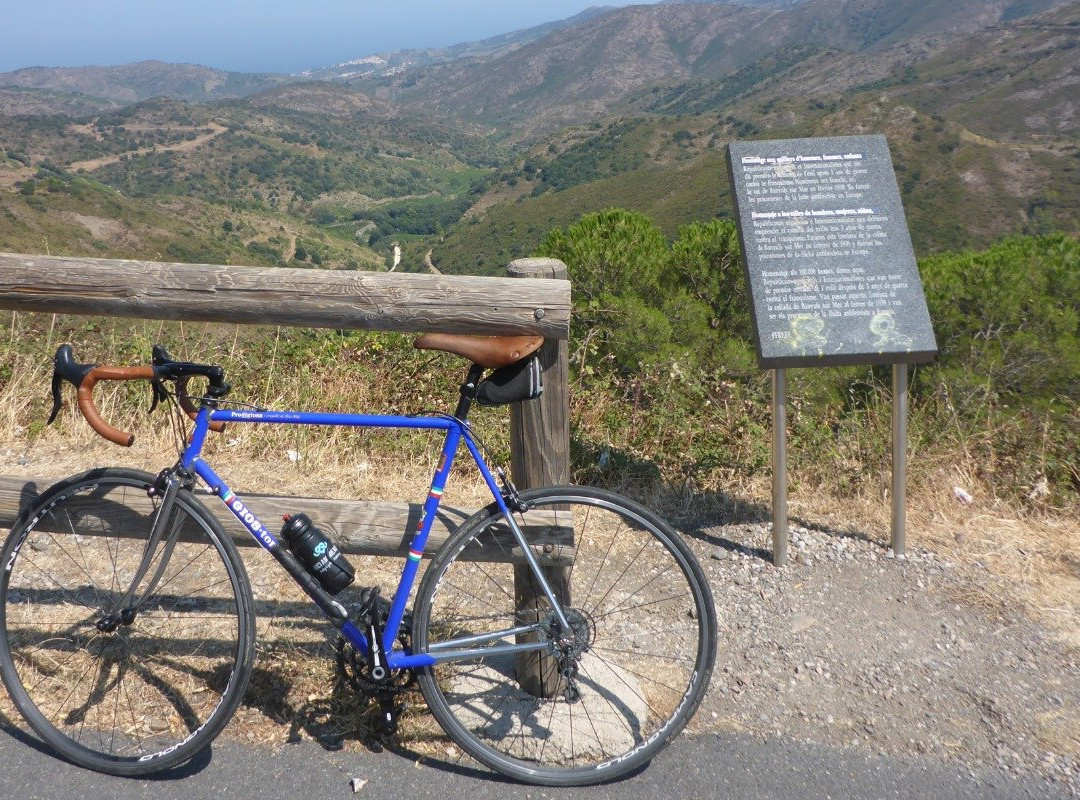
(220, 489), (279, 551)
(409, 427), (459, 558)
(193, 459), (279, 551)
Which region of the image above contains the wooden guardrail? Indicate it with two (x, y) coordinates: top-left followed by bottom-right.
(0, 253), (571, 551)
(0, 253), (570, 336)
(0, 476), (574, 565)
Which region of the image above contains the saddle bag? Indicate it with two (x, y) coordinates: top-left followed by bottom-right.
(475, 356), (543, 406)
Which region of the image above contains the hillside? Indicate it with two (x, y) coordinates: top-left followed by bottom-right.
(0, 170), (385, 270)
(0, 85), (503, 269)
(0, 86), (122, 117)
(0, 62), (291, 109)
(363, 0), (1071, 135)
(896, 4), (1080, 141)
(428, 2), (1080, 274)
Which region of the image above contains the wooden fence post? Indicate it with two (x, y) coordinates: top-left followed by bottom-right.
(508, 258), (571, 697)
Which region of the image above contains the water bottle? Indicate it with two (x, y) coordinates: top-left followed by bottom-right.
(280, 513), (355, 594)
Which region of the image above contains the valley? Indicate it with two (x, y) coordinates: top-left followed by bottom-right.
(0, 2), (1079, 789)
(3, 0), (1076, 277)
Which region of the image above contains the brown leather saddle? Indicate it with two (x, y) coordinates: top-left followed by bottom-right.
(413, 333), (543, 369)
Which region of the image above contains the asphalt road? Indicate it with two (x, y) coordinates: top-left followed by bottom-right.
(0, 721), (1069, 800)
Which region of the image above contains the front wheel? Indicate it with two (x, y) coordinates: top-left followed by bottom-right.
(413, 486), (716, 786)
(0, 468), (256, 775)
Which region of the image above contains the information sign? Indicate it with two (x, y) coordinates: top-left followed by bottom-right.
(727, 135), (937, 368)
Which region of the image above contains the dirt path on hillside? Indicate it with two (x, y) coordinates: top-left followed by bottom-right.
(66, 121), (228, 172)
(957, 125), (1068, 155)
(282, 234), (297, 263)
(424, 249), (441, 274)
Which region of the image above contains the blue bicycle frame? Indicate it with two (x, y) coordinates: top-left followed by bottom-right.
(178, 405), (569, 672)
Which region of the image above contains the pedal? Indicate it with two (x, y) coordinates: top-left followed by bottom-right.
(377, 696), (400, 736)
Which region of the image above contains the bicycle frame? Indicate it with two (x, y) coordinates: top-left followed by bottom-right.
(179, 405), (568, 672)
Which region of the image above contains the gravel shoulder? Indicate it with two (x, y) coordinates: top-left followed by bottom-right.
(679, 517), (1080, 796)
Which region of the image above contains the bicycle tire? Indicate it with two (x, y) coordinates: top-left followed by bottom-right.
(413, 486), (716, 786)
(0, 468), (256, 775)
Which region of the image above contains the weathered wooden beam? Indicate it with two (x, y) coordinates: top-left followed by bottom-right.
(0, 476), (574, 565)
(0, 253), (571, 339)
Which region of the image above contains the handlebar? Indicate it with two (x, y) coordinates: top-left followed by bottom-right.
(48, 344), (231, 446)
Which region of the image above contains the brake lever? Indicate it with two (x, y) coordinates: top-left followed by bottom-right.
(47, 372), (64, 425)
(149, 378), (170, 414)
(47, 344), (98, 426)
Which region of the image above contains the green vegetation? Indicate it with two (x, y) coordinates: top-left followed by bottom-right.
(533, 209), (1078, 507)
(433, 90), (1080, 276)
(920, 234), (1080, 404)
(364, 196), (475, 248)
(536, 210), (749, 373)
(531, 120), (647, 194)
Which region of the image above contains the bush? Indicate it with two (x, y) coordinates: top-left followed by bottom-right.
(536, 209), (751, 374)
(920, 233), (1080, 404)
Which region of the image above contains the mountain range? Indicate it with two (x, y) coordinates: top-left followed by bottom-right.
(2, 0), (1070, 130)
(1, 0), (1077, 275)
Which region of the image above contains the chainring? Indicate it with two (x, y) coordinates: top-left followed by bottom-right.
(335, 587), (416, 698)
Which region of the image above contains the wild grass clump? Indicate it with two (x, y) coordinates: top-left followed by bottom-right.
(0, 314), (510, 505)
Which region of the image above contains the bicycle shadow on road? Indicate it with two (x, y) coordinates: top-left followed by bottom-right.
(386, 737), (651, 785)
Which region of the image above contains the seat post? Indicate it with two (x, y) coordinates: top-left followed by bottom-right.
(454, 363), (485, 420)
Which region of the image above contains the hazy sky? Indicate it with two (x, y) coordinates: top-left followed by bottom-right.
(0, 2), (646, 74)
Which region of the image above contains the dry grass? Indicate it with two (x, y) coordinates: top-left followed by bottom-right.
(0, 312), (1077, 756)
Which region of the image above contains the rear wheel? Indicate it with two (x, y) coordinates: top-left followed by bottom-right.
(414, 486), (716, 786)
(0, 468), (255, 775)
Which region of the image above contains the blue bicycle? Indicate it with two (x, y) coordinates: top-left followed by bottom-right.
(0, 335), (716, 786)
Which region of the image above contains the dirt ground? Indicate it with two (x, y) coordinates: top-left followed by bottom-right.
(0, 431), (1076, 795)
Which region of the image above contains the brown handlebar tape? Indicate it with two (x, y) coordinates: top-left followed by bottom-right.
(77, 366), (154, 446)
(76, 365), (226, 446)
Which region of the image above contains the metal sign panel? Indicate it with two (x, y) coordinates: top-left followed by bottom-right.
(727, 135), (937, 368)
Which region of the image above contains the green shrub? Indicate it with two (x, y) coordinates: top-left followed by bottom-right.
(920, 233), (1080, 405)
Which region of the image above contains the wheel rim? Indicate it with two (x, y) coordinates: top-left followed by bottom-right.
(0, 476), (249, 769)
(416, 491), (714, 782)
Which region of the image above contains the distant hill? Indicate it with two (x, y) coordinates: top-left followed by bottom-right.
(300, 6), (618, 81)
(364, 0), (1071, 135)
(0, 61), (291, 109)
(2, 1), (1068, 128)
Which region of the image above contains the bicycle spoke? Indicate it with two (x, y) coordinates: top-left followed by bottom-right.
(417, 489), (715, 784)
(1, 471), (253, 774)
